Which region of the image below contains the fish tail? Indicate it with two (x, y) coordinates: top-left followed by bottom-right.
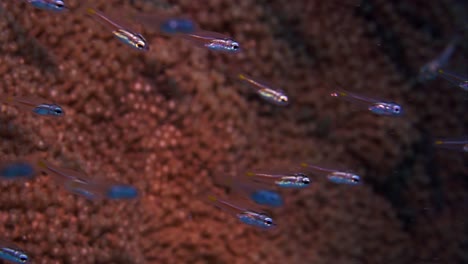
(2, 96), (14, 104)
(207, 195), (218, 202)
(36, 160), (47, 169)
(245, 171), (255, 177)
(86, 7), (96, 15)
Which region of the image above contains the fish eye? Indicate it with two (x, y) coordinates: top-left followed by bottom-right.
(393, 105), (401, 113)
(19, 254), (28, 262)
(263, 217), (273, 226)
(302, 177), (310, 184)
(55, 1), (64, 8)
(279, 95), (288, 103)
(352, 176), (360, 183)
(231, 42), (240, 50)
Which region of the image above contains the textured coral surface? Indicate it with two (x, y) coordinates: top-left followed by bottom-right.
(0, 0), (467, 263)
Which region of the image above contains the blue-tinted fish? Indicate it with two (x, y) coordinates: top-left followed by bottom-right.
(330, 89), (403, 116)
(207, 195), (275, 229)
(180, 30), (240, 53)
(300, 162), (361, 185)
(0, 239), (29, 263)
(130, 12), (197, 35)
(1, 96), (64, 117)
(36, 160), (138, 200)
(249, 189), (283, 207)
(419, 37), (458, 81)
(245, 171), (311, 189)
(228, 177), (283, 207)
(434, 138), (468, 152)
(237, 73), (289, 106)
(26, 0), (66, 12)
(437, 69), (468, 91)
(86, 8), (149, 51)
(0, 161), (35, 180)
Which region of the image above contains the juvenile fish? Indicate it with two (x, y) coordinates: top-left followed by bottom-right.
(237, 73), (289, 106)
(437, 69), (468, 91)
(228, 177), (283, 207)
(330, 89), (403, 116)
(180, 30), (240, 53)
(26, 0), (66, 11)
(300, 162), (361, 185)
(1, 96), (64, 117)
(36, 160), (138, 200)
(207, 195), (275, 229)
(0, 161), (35, 180)
(86, 8), (149, 51)
(130, 12), (197, 35)
(434, 138), (468, 152)
(419, 37), (458, 81)
(0, 239), (29, 263)
(245, 171), (311, 189)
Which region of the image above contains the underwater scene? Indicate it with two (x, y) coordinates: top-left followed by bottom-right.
(0, 0), (467, 263)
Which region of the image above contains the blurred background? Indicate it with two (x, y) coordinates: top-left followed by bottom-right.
(0, 0), (466, 263)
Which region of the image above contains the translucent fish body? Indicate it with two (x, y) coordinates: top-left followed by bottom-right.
(237, 73), (289, 106)
(106, 185), (139, 199)
(87, 8), (149, 51)
(228, 176), (284, 207)
(249, 190), (283, 207)
(2, 96), (64, 117)
(27, 0), (66, 11)
(131, 13), (197, 35)
(245, 171), (311, 189)
(437, 69), (468, 91)
(237, 211), (275, 229)
(180, 30), (240, 53)
(327, 171), (361, 185)
(0, 239), (29, 263)
(207, 195), (275, 229)
(160, 18), (197, 34)
(419, 38), (458, 81)
(435, 138), (468, 152)
(331, 90), (402, 116)
(37, 161), (138, 200)
(112, 29), (149, 51)
(33, 104), (64, 116)
(300, 162), (362, 185)
(0, 162), (35, 180)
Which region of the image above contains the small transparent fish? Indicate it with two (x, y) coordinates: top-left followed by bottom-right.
(0, 239), (29, 263)
(180, 30), (240, 53)
(87, 8), (149, 51)
(437, 69), (468, 91)
(237, 73), (289, 106)
(228, 177), (283, 207)
(0, 161), (35, 180)
(130, 12), (197, 35)
(36, 160), (138, 200)
(1, 96), (64, 117)
(245, 171), (311, 189)
(330, 89), (403, 116)
(249, 189), (283, 207)
(207, 195), (275, 229)
(419, 37), (458, 81)
(434, 138), (468, 152)
(26, 0), (66, 12)
(300, 162), (361, 185)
